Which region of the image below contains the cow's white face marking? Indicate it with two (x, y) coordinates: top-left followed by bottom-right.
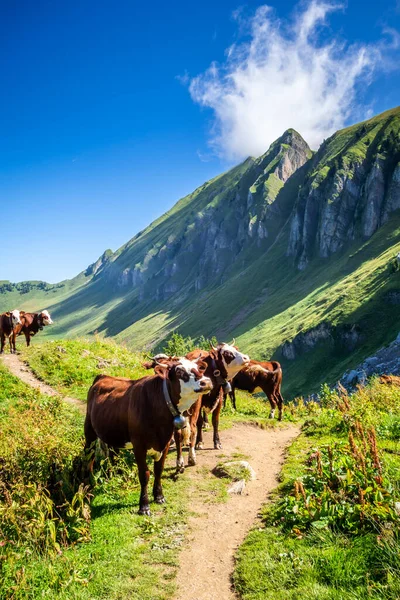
(41, 310), (53, 325)
(219, 344), (250, 379)
(10, 309), (21, 327)
(175, 358), (213, 412)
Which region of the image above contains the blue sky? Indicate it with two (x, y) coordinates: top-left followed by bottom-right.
(2, 0), (400, 283)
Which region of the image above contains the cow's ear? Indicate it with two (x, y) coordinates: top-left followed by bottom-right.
(19, 311), (25, 316)
(154, 365), (168, 378)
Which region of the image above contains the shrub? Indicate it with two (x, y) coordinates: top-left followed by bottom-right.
(0, 368), (90, 561)
(272, 424), (399, 535)
(162, 332), (218, 356)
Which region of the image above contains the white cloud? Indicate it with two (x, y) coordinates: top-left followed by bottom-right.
(189, 1), (388, 159)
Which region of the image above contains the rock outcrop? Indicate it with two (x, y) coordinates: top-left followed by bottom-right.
(340, 332), (400, 389)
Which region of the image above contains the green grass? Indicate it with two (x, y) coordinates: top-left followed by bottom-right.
(233, 379), (400, 600)
(1, 339), (275, 599)
(20, 338), (149, 400)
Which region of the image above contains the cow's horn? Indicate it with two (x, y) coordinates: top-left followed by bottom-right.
(155, 360), (169, 368)
(230, 338), (235, 346)
(209, 341), (217, 351)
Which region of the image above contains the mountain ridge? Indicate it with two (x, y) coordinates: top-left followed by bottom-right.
(2, 106), (400, 398)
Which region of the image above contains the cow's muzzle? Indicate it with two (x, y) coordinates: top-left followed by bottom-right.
(195, 378), (213, 394)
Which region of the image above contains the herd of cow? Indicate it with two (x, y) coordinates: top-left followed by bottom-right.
(0, 309), (53, 354)
(86, 343), (285, 515)
(0, 308), (285, 516)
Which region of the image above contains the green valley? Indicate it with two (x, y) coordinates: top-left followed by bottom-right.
(2, 107), (400, 398)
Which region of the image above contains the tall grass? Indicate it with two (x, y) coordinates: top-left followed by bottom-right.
(0, 365), (90, 597)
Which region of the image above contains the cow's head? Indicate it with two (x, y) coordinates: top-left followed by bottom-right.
(155, 358), (213, 412)
(40, 310), (53, 326)
(10, 309), (21, 327)
(210, 342), (250, 380)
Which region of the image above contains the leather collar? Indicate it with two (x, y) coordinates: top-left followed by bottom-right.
(162, 378), (180, 417)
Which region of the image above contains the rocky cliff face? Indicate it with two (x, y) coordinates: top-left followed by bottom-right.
(287, 109), (400, 269)
(99, 129), (312, 301)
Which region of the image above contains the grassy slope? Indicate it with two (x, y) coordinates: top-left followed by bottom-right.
(2, 339), (274, 599)
(116, 210), (400, 398)
(2, 108), (400, 401)
(234, 380), (400, 600)
(114, 108), (400, 398)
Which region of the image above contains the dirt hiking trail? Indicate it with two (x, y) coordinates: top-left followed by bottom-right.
(176, 423), (299, 600)
(0, 353), (86, 414)
(1, 353), (299, 600)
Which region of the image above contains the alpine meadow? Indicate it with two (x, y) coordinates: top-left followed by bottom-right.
(2, 107), (400, 398)
(3, 4), (400, 590)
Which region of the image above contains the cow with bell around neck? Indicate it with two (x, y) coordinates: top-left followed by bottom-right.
(84, 356), (212, 515)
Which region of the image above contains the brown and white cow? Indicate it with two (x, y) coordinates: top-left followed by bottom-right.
(0, 310), (21, 354)
(84, 357), (212, 515)
(226, 360), (284, 420)
(13, 310), (53, 348)
(173, 343), (250, 471)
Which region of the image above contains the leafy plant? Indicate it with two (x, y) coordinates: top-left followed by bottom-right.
(271, 424), (399, 535)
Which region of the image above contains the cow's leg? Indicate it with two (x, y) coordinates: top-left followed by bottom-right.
(174, 429), (184, 473)
(230, 387), (237, 410)
(24, 332), (30, 347)
(11, 331), (17, 354)
(188, 397), (202, 465)
(276, 389), (284, 421)
(134, 445), (151, 516)
(212, 392), (223, 449)
(8, 335), (13, 354)
(0, 333), (5, 354)
(153, 443), (170, 504)
(202, 408), (210, 429)
(83, 415), (98, 475)
(265, 388), (277, 419)
(195, 409), (204, 450)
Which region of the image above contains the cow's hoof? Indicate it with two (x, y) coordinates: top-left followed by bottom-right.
(214, 442), (222, 450)
(138, 506), (151, 516)
(188, 456), (196, 466)
(176, 465), (185, 474)
(195, 442), (204, 450)
(154, 495), (166, 504)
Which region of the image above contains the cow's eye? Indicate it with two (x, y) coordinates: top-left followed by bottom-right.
(198, 364), (206, 373)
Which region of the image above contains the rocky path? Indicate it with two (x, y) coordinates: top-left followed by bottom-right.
(0, 353), (86, 414)
(175, 422), (299, 600)
(1, 353), (299, 600)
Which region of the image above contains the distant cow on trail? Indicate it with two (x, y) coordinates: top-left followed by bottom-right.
(225, 360), (284, 420)
(84, 357), (212, 515)
(13, 310), (53, 349)
(0, 310), (21, 354)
